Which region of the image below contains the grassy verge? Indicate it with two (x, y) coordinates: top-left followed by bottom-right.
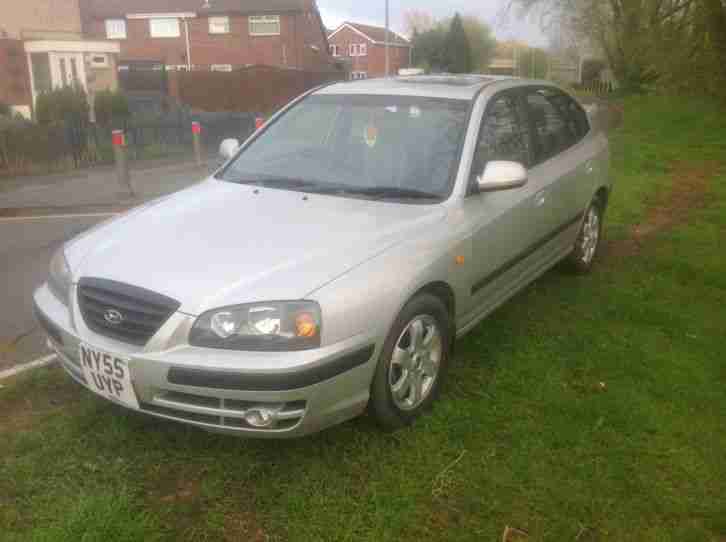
(2, 95), (726, 541)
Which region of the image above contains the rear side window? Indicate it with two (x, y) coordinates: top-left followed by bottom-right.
(524, 89), (580, 165)
(471, 93), (532, 180)
(550, 90), (590, 140)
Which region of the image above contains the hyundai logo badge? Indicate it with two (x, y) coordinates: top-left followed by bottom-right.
(104, 309), (124, 326)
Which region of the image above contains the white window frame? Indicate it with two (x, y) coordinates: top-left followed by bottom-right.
(329, 44), (339, 57)
(89, 54), (109, 68)
(211, 64), (233, 72)
(209, 16), (230, 34)
(349, 43), (368, 57)
(149, 18), (180, 38)
(105, 19), (127, 39)
(249, 15), (281, 36)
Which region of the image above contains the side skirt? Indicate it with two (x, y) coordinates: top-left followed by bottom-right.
(455, 244), (573, 339)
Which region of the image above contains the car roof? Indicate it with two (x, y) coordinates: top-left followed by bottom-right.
(315, 75), (553, 101)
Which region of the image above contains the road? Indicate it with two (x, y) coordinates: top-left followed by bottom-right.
(0, 160), (217, 372)
(0, 214), (111, 371)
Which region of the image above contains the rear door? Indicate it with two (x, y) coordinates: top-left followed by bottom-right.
(520, 87), (592, 249)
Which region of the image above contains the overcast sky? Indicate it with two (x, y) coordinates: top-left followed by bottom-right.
(317, 0), (549, 46)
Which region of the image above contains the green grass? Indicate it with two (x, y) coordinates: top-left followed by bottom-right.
(2, 95), (726, 541)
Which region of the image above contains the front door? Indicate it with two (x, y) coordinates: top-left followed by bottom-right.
(460, 90), (552, 323)
(49, 53), (86, 91)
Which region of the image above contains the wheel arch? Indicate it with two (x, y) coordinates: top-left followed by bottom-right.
(409, 281), (457, 348)
(595, 186), (610, 211)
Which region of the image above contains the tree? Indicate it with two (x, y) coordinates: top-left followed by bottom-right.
(411, 24), (448, 71)
(411, 14), (495, 74)
(443, 13), (473, 73)
(403, 9), (435, 35)
(461, 16), (497, 72)
(509, 0), (726, 97)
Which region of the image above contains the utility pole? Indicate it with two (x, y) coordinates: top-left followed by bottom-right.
(385, 0), (390, 77)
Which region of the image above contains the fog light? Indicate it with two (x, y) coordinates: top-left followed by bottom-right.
(244, 407), (275, 428)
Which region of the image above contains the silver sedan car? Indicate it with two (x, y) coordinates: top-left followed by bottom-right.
(34, 76), (610, 437)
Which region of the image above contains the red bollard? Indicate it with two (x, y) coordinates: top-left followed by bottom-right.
(191, 121), (202, 165)
(112, 129), (133, 196)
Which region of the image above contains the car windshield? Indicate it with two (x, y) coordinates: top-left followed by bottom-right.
(219, 94), (470, 202)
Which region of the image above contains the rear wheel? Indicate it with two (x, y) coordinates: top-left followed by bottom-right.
(568, 198), (603, 273)
(370, 294), (452, 431)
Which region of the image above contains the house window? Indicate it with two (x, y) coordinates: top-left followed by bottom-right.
(209, 16), (230, 34)
(329, 44), (339, 56)
(149, 18), (180, 38)
(349, 43), (367, 57)
(351, 71), (367, 80)
(211, 64), (233, 72)
(249, 15), (280, 36)
(105, 19), (127, 39)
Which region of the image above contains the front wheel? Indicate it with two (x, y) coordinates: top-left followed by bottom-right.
(370, 294), (452, 431)
(567, 199), (603, 273)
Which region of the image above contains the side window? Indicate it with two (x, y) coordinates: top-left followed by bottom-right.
(558, 92), (590, 140)
(471, 93), (532, 183)
(524, 89), (579, 164)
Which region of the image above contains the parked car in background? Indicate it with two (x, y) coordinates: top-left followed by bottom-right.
(34, 75), (610, 437)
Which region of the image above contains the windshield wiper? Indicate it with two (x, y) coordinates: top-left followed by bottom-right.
(227, 176), (322, 191)
(348, 186), (443, 201)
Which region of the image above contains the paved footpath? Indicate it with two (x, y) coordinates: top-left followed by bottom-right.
(0, 157), (220, 210)
(0, 158), (220, 373)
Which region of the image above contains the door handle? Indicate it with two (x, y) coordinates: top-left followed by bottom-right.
(534, 190), (547, 207)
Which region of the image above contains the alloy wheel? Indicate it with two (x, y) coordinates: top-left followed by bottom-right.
(388, 315), (443, 411)
(581, 206), (601, 264)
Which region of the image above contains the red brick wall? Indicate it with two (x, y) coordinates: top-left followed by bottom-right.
(86, 11), (331, 71)
(328, 26), (410, 78)
(367, 44), (410, 77)
(0, 39), (32, 107)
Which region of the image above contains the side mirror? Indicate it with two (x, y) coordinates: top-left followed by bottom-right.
(476, 161), (528, 193)
(219, 138), (240, 161)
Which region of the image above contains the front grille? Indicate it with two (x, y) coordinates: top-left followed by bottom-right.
(140, 390), (307, 431)
(78, 278), (180, 346)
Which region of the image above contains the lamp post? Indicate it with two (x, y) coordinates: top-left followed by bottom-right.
(385, 0), (390, 77)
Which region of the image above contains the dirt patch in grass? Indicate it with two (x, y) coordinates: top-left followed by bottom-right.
(223, 509), (268, 542)
(604, 161), (720, 259)
(0, 366), (80, 432)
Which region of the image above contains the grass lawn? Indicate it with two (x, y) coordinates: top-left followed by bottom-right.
(2, 95), (726, 542)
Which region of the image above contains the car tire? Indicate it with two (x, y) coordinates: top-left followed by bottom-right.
(567, 197), (604, 274)
(369, 293), (452, 431)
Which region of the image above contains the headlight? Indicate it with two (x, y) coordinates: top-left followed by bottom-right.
(189, 301), (322, 351)
(49, 247), (72, 305)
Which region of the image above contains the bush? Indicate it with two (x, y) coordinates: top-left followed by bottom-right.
(94, 90), (131, 127)
(0, 103), (10, 117)
(0, 118), (69, 172)
(35, 87), (89, 125)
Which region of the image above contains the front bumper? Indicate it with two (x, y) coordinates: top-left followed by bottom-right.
(33, 283), (379, 438)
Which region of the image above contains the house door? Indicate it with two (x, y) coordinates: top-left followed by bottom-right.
(49, 53), (86, 90)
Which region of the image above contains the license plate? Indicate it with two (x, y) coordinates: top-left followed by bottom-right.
(79, 344), (139, 410)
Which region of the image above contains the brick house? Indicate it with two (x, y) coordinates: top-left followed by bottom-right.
(80, 0), (333, 72)
(327, 22), (411, 79)
(0, 0), (120, 118)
